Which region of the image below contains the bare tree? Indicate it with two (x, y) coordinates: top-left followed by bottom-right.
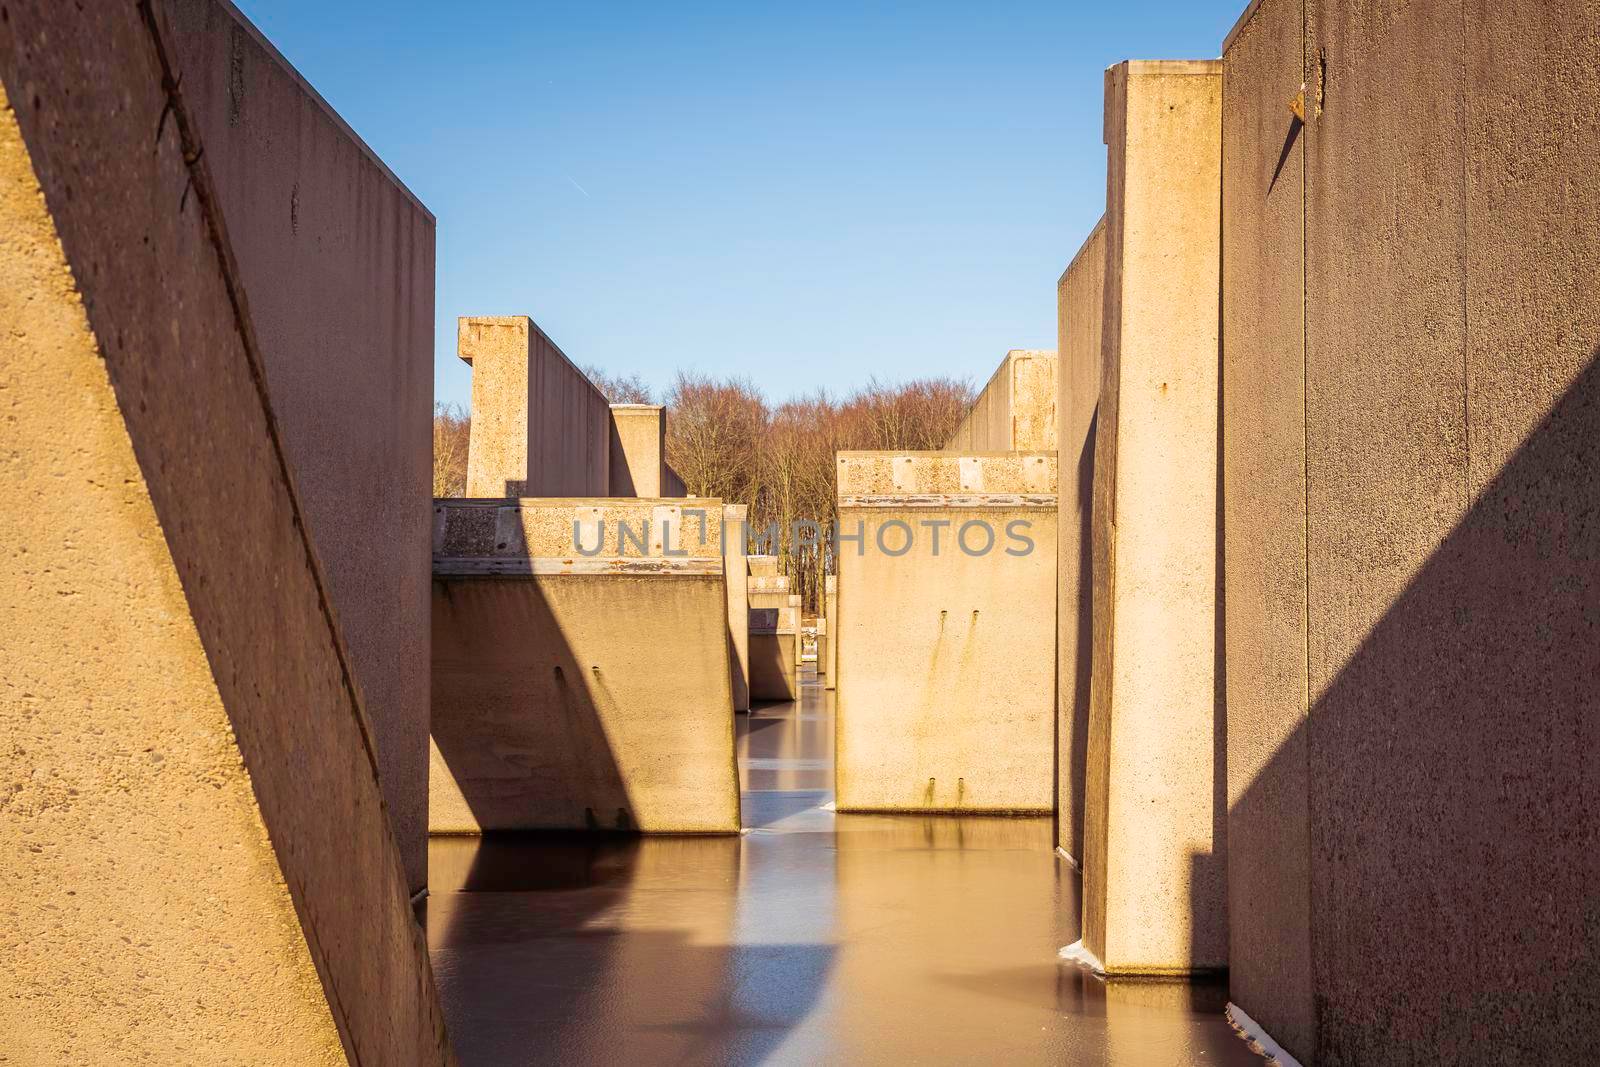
(663, 375), (974, 611)
(583, 364), (655, 404)
(432, 402), (471, 497)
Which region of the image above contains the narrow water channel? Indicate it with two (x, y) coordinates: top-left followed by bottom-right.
(426, 667), (1259, 1065)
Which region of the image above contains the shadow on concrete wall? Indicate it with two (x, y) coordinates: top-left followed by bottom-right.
(430, 578), (636, 832)
(1063, 408), (1098, 861)
(1229, 349), (1600, 1062)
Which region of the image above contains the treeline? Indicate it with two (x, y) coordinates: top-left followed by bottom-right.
(433, 370), (974, 611)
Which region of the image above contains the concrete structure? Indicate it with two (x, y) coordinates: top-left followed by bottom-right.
(166, 0), (435, 898)
(748, 603), (800, 702)
(724, 504), (751, 712)
(1082, 60), (1225, 976)
(609, 404), (668, 497)
(834, 452), (1057, 812)
(430, 499), (739, 834)
(945, 349), (1059, 452)
(458, 316), (611, 498)
(789, 593), (805, 672)
(823, 575), (838, 689)
(0, 3), (452, 1059)
(748, 572), (791, 610)
(1056, 219), (1106, 866)
(1222, 1), (1600, 1060)
(747, 554), (782, 578)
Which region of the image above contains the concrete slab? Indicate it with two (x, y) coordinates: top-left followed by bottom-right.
(835, 453), (1057, 813)
(430, 500), (738, 834)
(1085, 59), (1225, 976)
(0, 7), (451, 1058)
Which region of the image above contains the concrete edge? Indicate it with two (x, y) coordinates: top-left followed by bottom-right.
(433, 556), (724, 576)
(1222, 0), (1270, 57)
(1226, 1003), (1306, 1066)
(452, 315), (610, 407)
(836, 450), (1058, 460)
(834, 805), (1055, 816)
(211, 0), (433, 222)
(837, 494), (1058, 509)
(1112, 59), (1224, 76)
(1059, 215), (1109, 289)
(434, 497), (726, 508)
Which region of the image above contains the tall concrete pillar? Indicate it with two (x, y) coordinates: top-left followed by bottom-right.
(459, 315), (610, 497)
(1079, 60), (1225, 976)
(1055, 218), (1105, 867)
(0, 5), (450, 1059)
(724, 504), (751, 711)
(609, 404), (667, 497)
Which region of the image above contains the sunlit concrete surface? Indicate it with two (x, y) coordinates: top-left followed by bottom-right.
(425, 670), (1259, 1064)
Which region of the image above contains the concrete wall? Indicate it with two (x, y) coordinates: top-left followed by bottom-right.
(1219, 0), (1313, 1052)
(945, 349), (1058, 452)
(748, 605), (800, 702)
(1084, 60), (1225, 976)
(430, 500), (738, 834)
(0, 5), (452, 1060)
(1056, 219), (1105, 865)
(663, 463), (689, 498)
(1222, 0), (1600, 1061)
(609, 404), (666, 497)
(747, 554), (782, 578)
(835, 452), (1057, 812)
(724, 504), (751, 712)
(166, 0), (435, 898)
(823, 575), (838, 689)
(459, 316), (610, 498)
(748, 573), (791, 610)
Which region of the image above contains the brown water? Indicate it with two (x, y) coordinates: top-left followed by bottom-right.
(426, 668), (1260, 1065)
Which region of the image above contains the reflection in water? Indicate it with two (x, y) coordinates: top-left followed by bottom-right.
(427, 669), (1260, 1065)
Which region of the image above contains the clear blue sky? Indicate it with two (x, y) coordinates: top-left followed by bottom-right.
(233, 1), (1242, 409)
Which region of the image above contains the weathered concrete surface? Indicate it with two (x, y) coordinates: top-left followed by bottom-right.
(0, 7), (452, 1061)
(459, 316), (610, 497)
(1219, 0), (1313, 1053)
(945, 350), (1058, 452)
(724, 504), (751, 711)
(609, 404), (667, 497)
(1085, 60), (1225, 975)
(1055, 219), (1105, 865)
(747, 554), (782, 578)
(835, 453), (1057, 812)
(430, 500), (737, 833)
(166, 0), (435, 898)
(823, 575), (838, 689)
(748, 573), (792, 610)
(748, 604), (800, 702)
(1218, 1), (1600, 1061)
